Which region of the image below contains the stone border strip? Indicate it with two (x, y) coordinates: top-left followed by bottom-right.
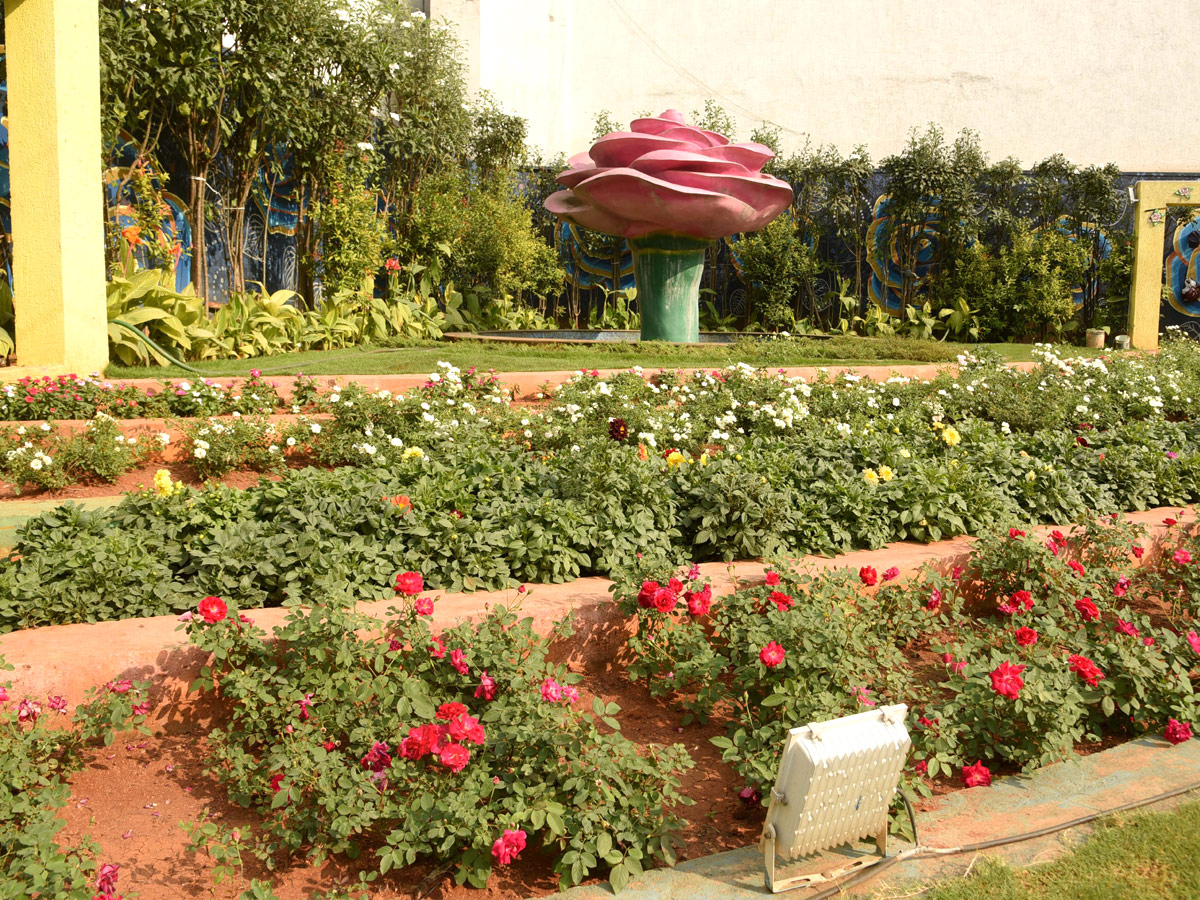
(0, 505), (1184, 733)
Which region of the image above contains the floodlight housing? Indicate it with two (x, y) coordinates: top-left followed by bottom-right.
(760, 704), (911, 892)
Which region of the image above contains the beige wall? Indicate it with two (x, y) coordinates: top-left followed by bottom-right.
(430, 0), (1195, 171)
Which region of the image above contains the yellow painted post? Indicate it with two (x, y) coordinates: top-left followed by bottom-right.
(1128, 180), (1200, 351)
(3, 0), (109, 375)
(1128, 182), (1165, 350)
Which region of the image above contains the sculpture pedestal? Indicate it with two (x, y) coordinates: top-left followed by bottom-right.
(630, 233), (709, 342)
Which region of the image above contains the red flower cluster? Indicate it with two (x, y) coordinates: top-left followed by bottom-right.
(198, 595), (228, 624)
(1068, 654), (1105, 687)
(360, 740), (392, 773)
(637, 580), (679, 613)
(989, 661), (1026, 700)
(400, 705), (485, 774)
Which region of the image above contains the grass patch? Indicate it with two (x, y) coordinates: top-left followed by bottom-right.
(103, 336), (1103, 380)
(888, 796), (1200, 900)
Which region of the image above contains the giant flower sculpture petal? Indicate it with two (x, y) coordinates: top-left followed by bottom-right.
(545, 109), (791, 241)
(545, 109), (793, 341)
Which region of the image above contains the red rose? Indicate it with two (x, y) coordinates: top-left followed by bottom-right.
(448, 714), (486, 745)
(429, 636), (446, 659)
(322, 740), (336, 751)
(685, 585), (713, 616)
(913, 760), (928, 776)
(270, 773), (285, 793)
(1067, 560), (1086, 578)
(768, 590), (793, 612)
(962, 761), (991, 788)
(1008, 528), (1025, 539)
(414, 597), (434, 616)
(198, 596), (228, 624)
(1074, 597), (1100, 621)
(400, 724), (441, 760)
(1164, 718), (1193, 745)
(395, 571), (424, 596)
(652, 587), (678, 614)
(765, 571), (781, 586)
(450, 648), (469, 675)
(1015, 627), (1039, 647)
(1068, 654), (1105, 687)
(668, 577), (684, 594)
(759, 641), (786, 668)
(989, 661), (1026, 700)
(436, 702), (468, 721)
(439, 743), (471, 773)
(1132, 545), (1145, 559)
(637, 581), (660, 609)
(859, 566), (878, 587)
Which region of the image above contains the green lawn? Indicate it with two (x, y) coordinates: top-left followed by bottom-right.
(882, 797), (1200, 900)
(104, 336), (1108, 380)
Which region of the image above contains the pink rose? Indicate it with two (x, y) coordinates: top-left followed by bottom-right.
(1165, 718), (1193, 745)
(540, 678), (563, 703)
(439, 743), (471, 773)
(491, 828), (527, 865)
(474, 670), (497, 701)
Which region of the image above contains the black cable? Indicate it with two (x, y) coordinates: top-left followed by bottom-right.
(798, 779), (1200, 899)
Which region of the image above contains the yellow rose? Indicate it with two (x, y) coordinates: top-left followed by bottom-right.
(878, 465), (894, 482)
(862, 468), (880, 486)
(941, 426), (961, 447)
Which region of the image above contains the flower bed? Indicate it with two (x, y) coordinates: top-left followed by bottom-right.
(6, 343), (1200, 631)
(614, 513), (1200, 820)
(8, 515), (1200, 899)
(0, 663), (148, 899)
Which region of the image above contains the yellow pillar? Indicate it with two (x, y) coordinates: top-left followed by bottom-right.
(3, 0), (109, 376)
(1128, 180), (1200, 351)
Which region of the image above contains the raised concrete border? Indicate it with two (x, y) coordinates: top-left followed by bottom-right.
(543, 737), (1200, 900)
(0, 505), (1184, 733)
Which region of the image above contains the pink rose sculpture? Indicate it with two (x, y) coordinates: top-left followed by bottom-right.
(545, 109), (793, 240)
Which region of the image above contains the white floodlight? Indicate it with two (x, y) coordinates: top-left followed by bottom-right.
(760, 704), (911, 892)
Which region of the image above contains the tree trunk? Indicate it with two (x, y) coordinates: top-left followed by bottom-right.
(189, 162), (209, 301)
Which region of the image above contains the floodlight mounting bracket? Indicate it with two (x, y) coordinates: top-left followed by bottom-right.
(761, 817), (889, 893)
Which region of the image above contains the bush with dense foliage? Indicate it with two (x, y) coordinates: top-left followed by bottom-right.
(612, 512), (1200, 830)
(181, 590), (691, 893)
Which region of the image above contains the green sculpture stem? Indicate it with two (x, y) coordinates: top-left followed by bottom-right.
(629, 233), (711, 342)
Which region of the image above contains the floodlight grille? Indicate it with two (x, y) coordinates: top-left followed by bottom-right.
(766, 705), (910, 860)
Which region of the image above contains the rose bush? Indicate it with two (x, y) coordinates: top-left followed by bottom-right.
(0, 656), (149, 900)
(614, 513), (1200, 834)
(182, 586), (693, 893)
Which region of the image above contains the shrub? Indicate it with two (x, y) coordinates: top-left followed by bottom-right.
(183, 593), (693, 892)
